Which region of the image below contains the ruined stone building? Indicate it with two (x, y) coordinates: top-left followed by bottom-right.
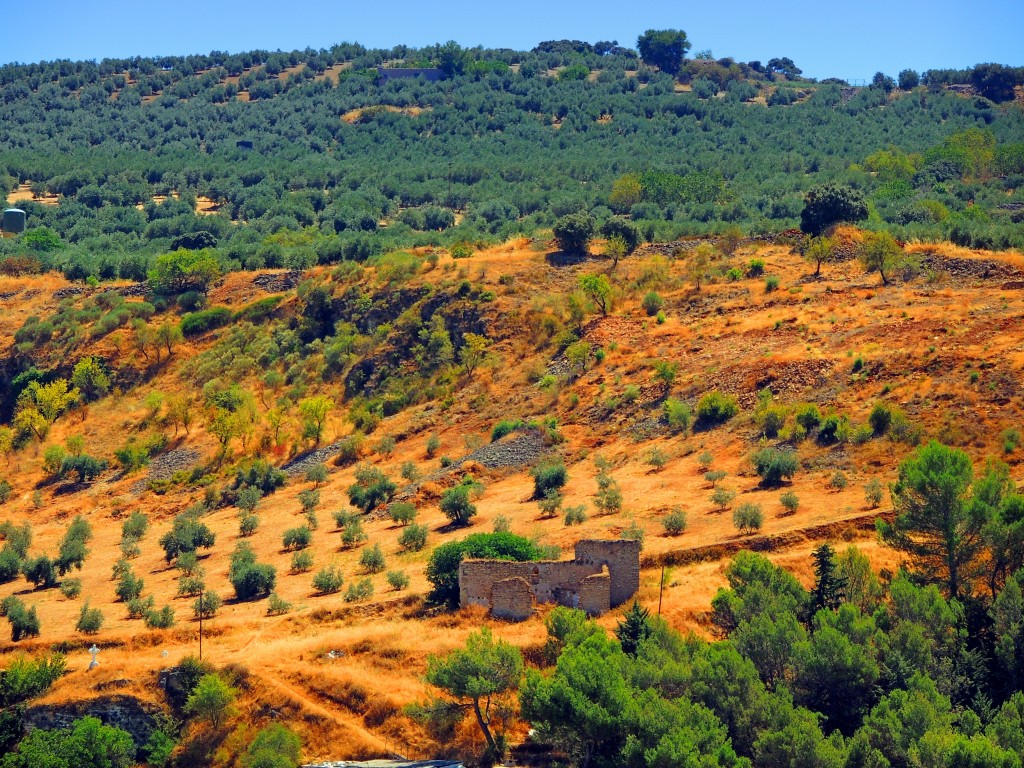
(458, 539), (641, 621)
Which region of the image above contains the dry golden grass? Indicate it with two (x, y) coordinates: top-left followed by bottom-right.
(3, 233), (1024, 760)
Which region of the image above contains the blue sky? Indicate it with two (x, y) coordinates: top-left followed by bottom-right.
(2, 1), (1021, 82)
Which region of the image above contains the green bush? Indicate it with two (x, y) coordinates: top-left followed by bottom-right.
(115, 570), (144, 602)
(312, 566), (344, 594)
(177, 575), (205, 597)
(817, 413), (850, 445)
(267, 593), (292, 616)
(830, 471), (849, 490)
(193, 592), (222, 619)
(663, 398), (692, 433)
(347, 465), (396, 513)
(387, 570), (410, 591)
(794, 403), (822, 431)
(282, 526), (313, 551)
(3, 596), (40, 641)
(531, 459), (567, 500)
(440, 485), (477, 526)
(340, 517), (368, 548)
(733, 503), (764, 535)
(751, 447), (798, 487)
(695, 391), (740, 427)
(864, 478), (885, 508)
(564, 505), (588, 526)
(121, 511), (149, 542)
(76, 602), (103, 634)
(344, 577), (374, 603)
(491, 419), (525, 442)
(179, 307), (233, 337)
(780, 491), (800, 514)
(58, 577), (82, 598)
(764, 275), (780, 292)
(642, 291), (663, 316)
(663, 507), (688, 536)
(359, 543), (386, 573)
(398, 523), (429, 552)
(144, 606), (175, 629)
(290, 550), (314, 573)
(712, 486), (737, 511)
(228, 543), (276, 601)
(238, 513), (260, 537)
(390, 502), (417, 525)
(553, 212), (596, 254)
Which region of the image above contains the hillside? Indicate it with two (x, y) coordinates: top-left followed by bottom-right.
(2, 230), (1024, 763)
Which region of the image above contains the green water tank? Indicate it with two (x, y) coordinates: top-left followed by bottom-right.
(2, 208), (26, 234)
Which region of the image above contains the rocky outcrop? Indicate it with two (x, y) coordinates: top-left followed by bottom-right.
(23, 695), (163, 755)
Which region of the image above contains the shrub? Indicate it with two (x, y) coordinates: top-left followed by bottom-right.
(553, 212), (596, 254)
(780, 491), (800, 514)
(298, 488), (320, 515)
(868, 405), (892, 436)
(144, 606), (176, 629)
(400, 461), (421, 483)
(425, 434), (441, 458)
(347, 465), (396, 513)
(116, 571), (144, 602)
(594, 471), (623, 515)
(313, 566), (344, 594)
(712, 487), (736, 511)
(733, 503), (764, 535)
(646, 448), (668, 471)
(440, 485), (477, 526)
(238, 514), (260, 537)
(864, 478), (885, 508)
(794, 403), (822, 432)
(234, 460), (287, 495)
(564, 505), (588, 526)
(304, 462), (328, 486)
(751, 447), (798, 487)
(531, 459), (567, 500)
(267, 593), (292, 616)
(127, 595), (155, 619)
(830, 471), (848, 490)
(697, 451), (714, 471)
(76, 602), (103, 634)
(399, 523), (429, 552)
(817, 413), (849, 445)
(179, 307), (233, 337)
(334, 434), (364, 466)
(663, 507), (687, 536)
(282, 526), (313, 551)
(491, 419), (524, 442)
(493, 515), (511, 533)
(538, 489), (563, 518)
(359, 543), (386, 573)
(59, 578), (82, 598)
(747, 258), (765, 276)
(759, 405), (788, 438)
(620, 519), (645, 548)
(177, 575), (205, 597)
(236, 486), (262, 513)
(291, 550), (314, 573)
(160, 514), (215, 564)
(390, 502), (417, 526)
(695, 391), (739, 427)
(663, 399), (692, 433)
(764, 275), (780, 292)
(193, 592), (222, 619)
(228, 543), (276, 600)
(340, 517), (368, 548)
(344, 577), (374, 603)
(175, 551), (201, 576)
(59, 454), (108, 483)
(704, 469), (727, 486)
(387, 570), (410, 591)
(4, 597), (40, 641)
(23, 555), (60, 589)
(1001, 428), (1021, 454)
(121, 511), (149, 542)
(642, 291), (664, 316)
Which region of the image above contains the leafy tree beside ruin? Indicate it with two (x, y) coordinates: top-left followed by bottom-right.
(800, 183), (868, 237)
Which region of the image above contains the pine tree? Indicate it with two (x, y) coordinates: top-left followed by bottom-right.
(810, 543), (846, 615)
(615, 601), (651, 656)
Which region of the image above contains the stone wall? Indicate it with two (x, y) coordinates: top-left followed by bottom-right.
(575, 539), (641, 607)
(491, 577), (534, 621)
(459, 539), (640, 619)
